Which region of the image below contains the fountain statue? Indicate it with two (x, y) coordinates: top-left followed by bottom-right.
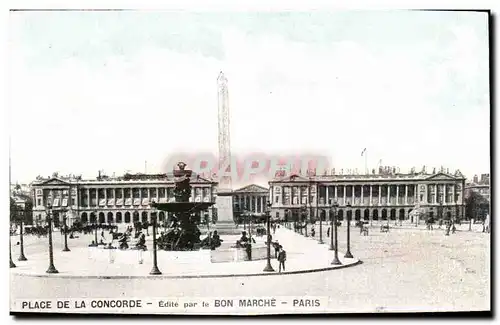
(151, 162), (215, 251)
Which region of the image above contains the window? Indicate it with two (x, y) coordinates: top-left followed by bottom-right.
(275, 196), (279, 203)
(37, 198), (41, 206)
(71, 198), (75, 206)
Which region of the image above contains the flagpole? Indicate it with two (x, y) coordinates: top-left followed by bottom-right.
(365, 150), (368, 174)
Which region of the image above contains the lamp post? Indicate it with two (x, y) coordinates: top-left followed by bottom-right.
(318, 193), (324, 244)
(205, 211), (211, 248)
(345, 201), (353, 258)
(301, 205), (308, 237)
(331, 200), (341, 265)
(10, 224), (16, 268)
(263, 201), (275, 272)
(329, 199), (337, 251)
(45, 203), (59, 274)
(17, 204), (27, 261)
(93, 210), (98, 246)
(149, 201), (162, 275)
(62, 211), (70, 252)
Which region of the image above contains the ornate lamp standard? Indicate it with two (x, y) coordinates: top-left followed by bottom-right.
(263, 201), (275, 272)
(149, 201), (162, 275)
(318, 190), (324, 244)
(45, 202), (59, 274)
(10, 234), (16, 268)
(300, 205), (308, 236)
(331, 200), (341, 265)
(10, 216), (16, 267)
(204, 211), (211, 248)
(329, 199), (338, 251)
(345, 201), (353, 258)
(17, 204), (27, 261)
(93, 209), (98, 246)
(62, 209), (70, 252)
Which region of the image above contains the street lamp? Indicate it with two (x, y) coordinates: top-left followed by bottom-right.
(45, 202), (59, 274)
(329, 199), (337, 251)
(17, 204), (27, 261)
(204, 211), (211, 248)
(62, 210), (70, 252)
(9, 223), (16, 268)
(301, 204), (308, 237)
(93, 210), (98, 246)
(318, 191), (324, 244)
(331, 200), (341, 265)
(345, 201), (353, 258)
(263, 201), (275, 272)
(149, 201), (162, 275)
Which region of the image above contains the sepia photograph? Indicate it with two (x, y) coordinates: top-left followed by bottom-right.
(7, 9), (491, 315)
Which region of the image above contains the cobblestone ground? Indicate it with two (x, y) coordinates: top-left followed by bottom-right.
(10, 224), (490, 313)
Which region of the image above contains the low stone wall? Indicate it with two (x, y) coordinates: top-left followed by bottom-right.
(89, 247), (211, 264)
(210, 244), (269, 263)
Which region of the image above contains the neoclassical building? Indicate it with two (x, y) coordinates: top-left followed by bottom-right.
(31, 172), (218, 226)
(232, 184), (269, 216)
(268, 169), (466, 223)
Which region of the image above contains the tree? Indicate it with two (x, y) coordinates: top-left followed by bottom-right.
(465, 191), (489, 221)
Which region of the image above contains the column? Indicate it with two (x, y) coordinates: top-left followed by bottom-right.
(156, 187), (159, 202)
(351, 185), (354, 204)
(87, 188), (90, 207)
(343, 186), (347, 203)
(326, 185), (329, 205)
(95, 188), (98, 206)
(334, 185), (338, 201)
(451, 184), (455, 204)
(378, 185), (381, 204)
(405, 184), (408, 205)
(396, 185), (399, 205)
(121, 188), (124, 202)
(443, 184), (447, 204)
(434, 184), (438, 203)
(369, 185), (373, 206)
(387, 185), (391, 204)
(104, 188), (108, 206)
(361, 185), (364, 205)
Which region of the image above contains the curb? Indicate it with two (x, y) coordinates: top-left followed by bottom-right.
(10, 259), (363, 280)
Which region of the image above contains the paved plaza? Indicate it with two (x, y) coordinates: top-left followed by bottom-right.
(10, 223), (490, 313)
(9, 227), (359, 277)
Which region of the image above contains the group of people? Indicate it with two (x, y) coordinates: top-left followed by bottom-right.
(200, 230), (223, 250)
(93, 226), (147, 250)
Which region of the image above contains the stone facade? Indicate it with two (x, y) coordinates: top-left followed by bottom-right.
(268, 170), (466, 223)
(31, 173), (217, 226)
(232, 184), (269, 216)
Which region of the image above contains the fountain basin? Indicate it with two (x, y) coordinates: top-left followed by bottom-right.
(210, 242), (270, 263)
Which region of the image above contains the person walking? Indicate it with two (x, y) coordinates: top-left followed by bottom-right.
(277, 245), (287, 273)
(327, 226), (330, 238)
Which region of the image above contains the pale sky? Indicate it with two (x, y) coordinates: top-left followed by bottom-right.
(8, 10), (490, 184)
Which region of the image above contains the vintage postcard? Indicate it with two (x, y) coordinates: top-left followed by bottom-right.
(8, 9), (490, 315)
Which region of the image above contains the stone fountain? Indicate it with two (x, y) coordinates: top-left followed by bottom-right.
(151, 162), (214, 250)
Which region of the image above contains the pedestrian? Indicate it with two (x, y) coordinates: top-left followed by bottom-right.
(327, 227), (330, 238)
(311, 227), (315, 237)
(277, 245), (287, 273)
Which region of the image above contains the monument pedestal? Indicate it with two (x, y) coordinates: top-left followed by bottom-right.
(214, 191), (241, 235)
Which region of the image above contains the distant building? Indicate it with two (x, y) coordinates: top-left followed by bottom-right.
(232, 184), (269, 217)
(465, 173), (490, 202)
(30, 172), (217, 226)
(269, 168), (466, 223)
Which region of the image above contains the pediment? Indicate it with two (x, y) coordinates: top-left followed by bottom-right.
(234, 184), (268, 193)
(425, 173), (457, 181)
(39, 178), (71, 186)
